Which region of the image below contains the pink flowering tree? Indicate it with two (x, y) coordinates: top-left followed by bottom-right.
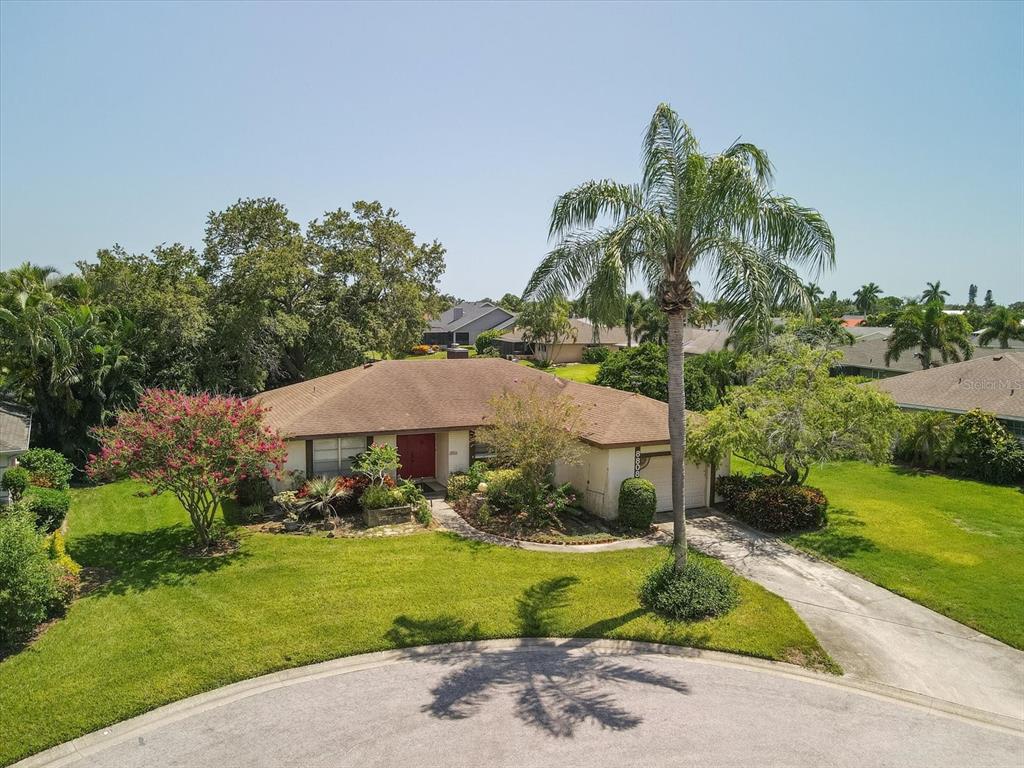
(88, 389), (287, 547)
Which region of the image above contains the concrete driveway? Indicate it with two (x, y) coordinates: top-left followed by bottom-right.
(676, 513), (1024, 721)
(17, 641), (1022, 768)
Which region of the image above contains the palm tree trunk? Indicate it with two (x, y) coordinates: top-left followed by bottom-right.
(666, 310), (688, 572)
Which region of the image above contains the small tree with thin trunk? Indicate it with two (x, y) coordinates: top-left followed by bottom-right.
(87, 389), (287, 547)
(475, 384), (585, 496)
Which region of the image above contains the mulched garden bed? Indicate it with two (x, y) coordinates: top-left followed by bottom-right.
(247, 510), (431, 539)
(452, 497), (650, 545)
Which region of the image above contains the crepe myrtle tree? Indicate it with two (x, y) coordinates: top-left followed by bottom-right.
(87, 389), (287, 547)
(525, 103), (834, 570)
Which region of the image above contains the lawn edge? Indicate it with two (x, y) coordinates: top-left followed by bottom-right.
(13, 637), (1021, 768)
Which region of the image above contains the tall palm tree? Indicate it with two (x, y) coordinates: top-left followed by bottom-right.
(921, 281), (949, 305)
(885, 301), (973, 370)
(634, 298), (668, 344)
(804, 281), (824, 311)
(853, 282), (882, 316)
(524, 104), (834, 570)
(978, 307), (1024, 349)
(623, 291), (646, 347)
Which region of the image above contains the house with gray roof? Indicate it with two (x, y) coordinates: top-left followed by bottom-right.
(0, 402), (33, 503)
(423, 301), (517, 347)
(871, 352), (1024, 442)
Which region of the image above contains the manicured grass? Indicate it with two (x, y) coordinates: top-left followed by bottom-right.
(0, 481), (832, 764)
(517, 360), (600, 383)
(734, 458), (1024, 648)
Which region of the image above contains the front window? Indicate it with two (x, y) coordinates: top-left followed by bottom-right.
(312, 436), (370, 475)
(469, 430), (497, 464)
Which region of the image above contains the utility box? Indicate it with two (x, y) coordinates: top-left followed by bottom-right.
(446, 347), (470, 359)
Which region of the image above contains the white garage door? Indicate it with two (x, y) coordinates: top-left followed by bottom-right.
(640, 455), (708, 512)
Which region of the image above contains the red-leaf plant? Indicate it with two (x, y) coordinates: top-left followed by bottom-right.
(87, 389), (287, 547)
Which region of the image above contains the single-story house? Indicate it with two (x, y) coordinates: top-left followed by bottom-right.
(871, 351), (1024, 442)
(494, 318), (728, 363)
(255, 358), (725, 520)
(833, 337), (927, 379)
(423, 301), (517, 347)
(0, 402), (33, 504)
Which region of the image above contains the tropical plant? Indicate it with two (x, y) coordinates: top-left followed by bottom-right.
(983, 289), (995, 309)
(804, 281), (824, 310)
(524, 104), (834, 569)
(352, 443), (401, 486)
(921, 281), (950, 305)
(967, 284), (978, 307)
(978, 307), (1024, 349)
(623, 291), (646, 347)
(885, 301), (973, 369)
(299, 476), (350, 522)
(633, 297), (668, 344)
(517, 297), (577, 362)
(87, 390), (287, 547)
(853, 282), (883, 316)
(896, 411), (955, 470)
(595, 343), (668, 401)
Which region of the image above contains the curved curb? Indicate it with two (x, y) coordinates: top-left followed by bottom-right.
(14, 638), (1023, 768)
(431, 500), (670, 552)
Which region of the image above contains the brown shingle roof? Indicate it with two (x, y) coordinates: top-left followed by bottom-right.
(256, 358), (689, 447)
(871, 352), (1024, 421)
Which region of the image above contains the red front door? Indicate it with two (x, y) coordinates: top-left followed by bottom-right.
(396, 433), (436, 479)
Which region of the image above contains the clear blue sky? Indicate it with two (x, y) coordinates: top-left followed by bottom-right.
(1, 1), (1021, 304)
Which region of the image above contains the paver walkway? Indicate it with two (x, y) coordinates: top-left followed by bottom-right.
(17, 641), (1022, 768)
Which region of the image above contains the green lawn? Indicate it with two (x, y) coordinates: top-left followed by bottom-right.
(0, 481), (832, 764)
(518, 360), (600, 383)
(734, 458), (1024, 648)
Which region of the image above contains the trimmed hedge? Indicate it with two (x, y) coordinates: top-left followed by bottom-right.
(1, 466), (30, 502)
(639, 556), (739, 621)
(0, 507), (64, 645)
(24, 487), (72, 533)
(18, 448), (73, 490)
(618, 478), (656, 530)
(718, 474), (827, 533)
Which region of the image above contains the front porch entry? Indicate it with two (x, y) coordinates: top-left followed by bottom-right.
(396, 432), (436, 479)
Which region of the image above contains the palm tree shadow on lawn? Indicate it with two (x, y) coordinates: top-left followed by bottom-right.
(386, 576), (691, 737)
(792, 507), (879, 560)
(68, 524), (248, 596)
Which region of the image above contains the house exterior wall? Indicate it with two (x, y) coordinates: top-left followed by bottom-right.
(536, 342), (617, 364)
(451, 309), (515, 344)
(442, 430), (470, 481)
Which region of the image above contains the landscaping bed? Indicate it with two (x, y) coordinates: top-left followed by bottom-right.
(453, 493), (650, 545)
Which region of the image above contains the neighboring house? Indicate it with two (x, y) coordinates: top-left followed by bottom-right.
(423, 301), (517, 347)
(494, 318), (727, 363)
(871, 352), (1024, 441)
(256, 358), (725, 519)
(840, 315), (867, 328)
(0, 402), (32, 504)
(835, 333), (1021, 379)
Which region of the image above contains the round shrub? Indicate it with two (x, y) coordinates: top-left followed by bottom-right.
(581, 345), (611, 364)
(618, 478), (656, 530)
(0, 506), (62, 645)
(359, 484), (404, 511)
(18, 448), (73, 490)
(235, 476), (274, 507)
(24, 487), (71, 533)
(639, 556), (740, 621)
(2, 466), (30, 502)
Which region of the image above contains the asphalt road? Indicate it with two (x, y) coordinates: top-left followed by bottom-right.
(20, 641), (1023, 768)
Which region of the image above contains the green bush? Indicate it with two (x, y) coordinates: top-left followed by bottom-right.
(717, 474), (827, 533)
(0, 507), (63, 645)
(595, 344), (667, 401)
(467, 461), (490, 488)
(617, 478), (656, 529)
(532, 358), (552, 369)
(483, 468), (529, 511)
(2, 467), (30, 502)
(44, 530), (81, 610)
(24, 487), (72, 533)
(18, 448), (73, 490)
(639, 556), (739, 621)
(475, 329), (505, 355)
(446, 474), (473, 501)
(360, 484), (404, 511)
(581, 346), (611, 364)
(948, 410), (1024, 484)
(235, 477), (274, 506)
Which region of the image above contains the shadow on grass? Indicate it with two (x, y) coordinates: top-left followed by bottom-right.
(794, 507), (879, 559)
(387, 577), (689, 736)
(68, 525), (247, 596)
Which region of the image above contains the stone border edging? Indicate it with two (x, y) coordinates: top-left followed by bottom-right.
(14, 637), (1022, 768)
(431, 499), (669, 552)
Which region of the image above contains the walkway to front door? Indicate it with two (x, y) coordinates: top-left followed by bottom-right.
(396, 433), (436, 479)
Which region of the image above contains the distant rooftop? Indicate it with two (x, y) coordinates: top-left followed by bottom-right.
(427, 300), (515, 333)
(0, 402), (32, 454)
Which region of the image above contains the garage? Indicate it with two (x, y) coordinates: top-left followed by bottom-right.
(639, 454), (709, 512)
